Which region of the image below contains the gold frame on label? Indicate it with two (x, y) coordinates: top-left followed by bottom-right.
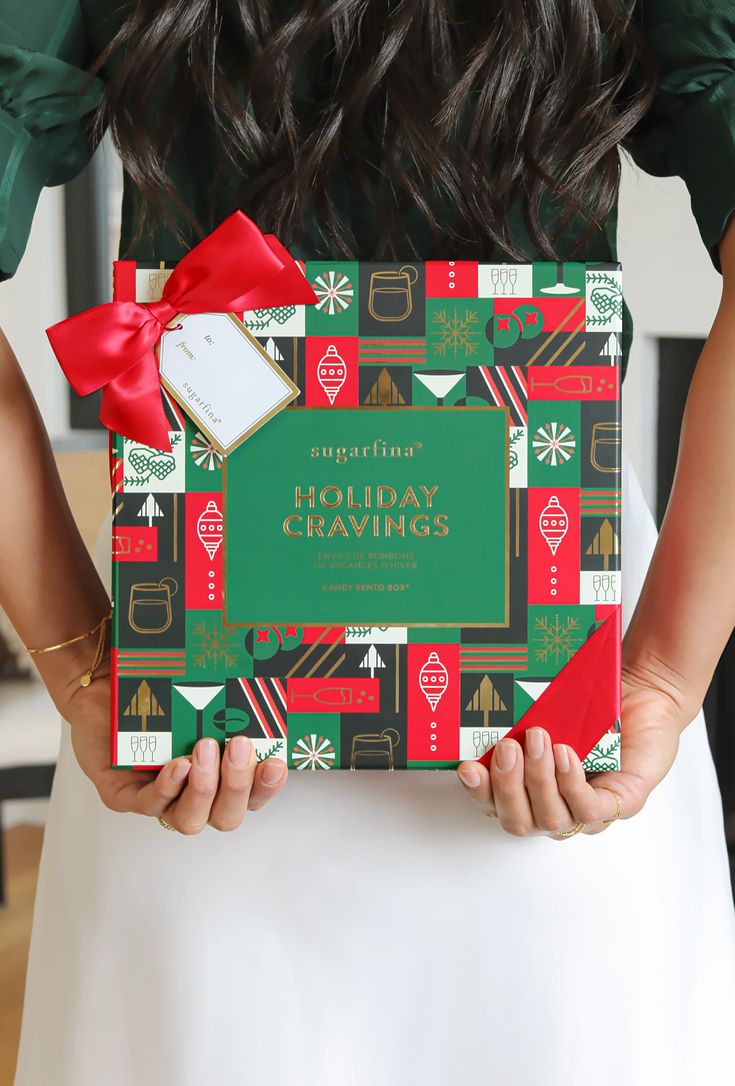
(221, 405), (511, 630)
(157, 311), (300, 456)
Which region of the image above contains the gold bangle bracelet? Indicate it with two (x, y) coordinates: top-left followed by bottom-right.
(25, 611), (112, 656)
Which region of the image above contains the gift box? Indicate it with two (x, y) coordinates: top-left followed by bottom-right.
(50, 215), (623, 772)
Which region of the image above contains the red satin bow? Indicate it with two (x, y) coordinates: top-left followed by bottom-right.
(46, 210), (318, 450)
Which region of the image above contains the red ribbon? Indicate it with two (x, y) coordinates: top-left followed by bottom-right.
(478, 606), (621, 770)
(46, 210), (318, 450)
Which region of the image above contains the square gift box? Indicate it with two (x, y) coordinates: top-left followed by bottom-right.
(106, 253), (622, 772)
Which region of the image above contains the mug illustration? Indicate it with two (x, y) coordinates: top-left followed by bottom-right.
(590, 421), (622, 473)
(368, 265), (418, 322)
(350, 728), (401, 771)
(128, 577), (179, 634)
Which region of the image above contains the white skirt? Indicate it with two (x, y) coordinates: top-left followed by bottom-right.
(13, 456), (735, 1086)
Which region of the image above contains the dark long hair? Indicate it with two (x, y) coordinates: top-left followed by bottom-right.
(91, 0), (657, 261)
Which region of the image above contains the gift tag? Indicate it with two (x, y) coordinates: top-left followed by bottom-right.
(158, 312), (299, 454)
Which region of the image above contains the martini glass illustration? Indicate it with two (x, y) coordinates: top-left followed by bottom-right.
(173, 684), (224, 741)
(539, 262), (580, 295)
(414, 371), (463, 406)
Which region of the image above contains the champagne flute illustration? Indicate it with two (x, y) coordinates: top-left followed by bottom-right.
(472, 730), (483, 757)
(173, 684), (225, 741)
(138, 735), (149, 762)
(289, 686), (369, 708)
(508, 267), (518, 295)
(529, 374), (593, 396)
(130, 734), (140, 764)
(490, 267), (500, 294)
(148, 736), (158, 763)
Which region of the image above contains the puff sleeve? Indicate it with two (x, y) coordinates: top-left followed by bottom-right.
(627, 0), (735, 274)
(0, 2), (104, 279)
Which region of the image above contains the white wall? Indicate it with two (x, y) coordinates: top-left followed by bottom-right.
(617, 157), (723, 508)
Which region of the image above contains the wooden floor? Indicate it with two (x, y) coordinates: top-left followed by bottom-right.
(0, 825), (44, 1086)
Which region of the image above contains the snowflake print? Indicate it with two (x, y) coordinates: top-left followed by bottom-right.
(292, 733), (336, 770)
(192, 622), (239, 669)
(532, 613), (582, 665)
(432, 307), (479, 357)
(312, 270), (354, 316)
(190, 431), (223, 471)
(532, 422), (576, 467)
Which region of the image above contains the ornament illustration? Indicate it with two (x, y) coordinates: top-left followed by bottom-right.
(317, 345), (347, 404)
(196, 500), (223, 560)
(312, 269), (354, 315)
(190, 431), (223, 471)
(419, 652), (449, 711)
(532, 422), (576, 467)
(292, 733), (336, 770)
(539, 495), (568, 555)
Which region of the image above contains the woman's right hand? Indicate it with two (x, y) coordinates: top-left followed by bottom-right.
(61, 651), (288, 833)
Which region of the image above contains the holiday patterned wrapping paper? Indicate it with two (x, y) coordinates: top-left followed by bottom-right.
(110, 259), (622, 772)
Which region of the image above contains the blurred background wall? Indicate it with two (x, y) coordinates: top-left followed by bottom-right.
(0, 138), (733, 1083)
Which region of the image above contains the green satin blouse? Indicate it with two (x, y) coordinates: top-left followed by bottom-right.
(2, 0), (735, 380)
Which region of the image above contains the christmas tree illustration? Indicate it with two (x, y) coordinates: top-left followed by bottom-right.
(585, 518), (620, 571)
(465, 675), (506, 726)
(123, 680), (165, 732)
(363, 368), (406, 406)
(359, 645), (386, 679)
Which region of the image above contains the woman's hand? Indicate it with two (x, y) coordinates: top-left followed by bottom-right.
(61, 651), (288, 834)
(455, 647), (690, 837)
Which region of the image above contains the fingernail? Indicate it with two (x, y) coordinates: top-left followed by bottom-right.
(171, 758), (191, 783)
(554, 744), (570, 773)
(525, 728), (545, 759)
(261, 759), (286, 786)
(495, 741), (517, 771)
(228, 736), (252, 768)
(457, 766), (481, 789)
(196, 739), (217, 768)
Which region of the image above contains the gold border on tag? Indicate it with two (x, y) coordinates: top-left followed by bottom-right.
(157, 312), (300, 456)
(221, 405), (511, 629)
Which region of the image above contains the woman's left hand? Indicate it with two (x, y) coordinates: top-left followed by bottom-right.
(455, 655), (688, 837)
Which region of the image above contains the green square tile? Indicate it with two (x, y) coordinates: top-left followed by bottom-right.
(304, 262), (359, 335)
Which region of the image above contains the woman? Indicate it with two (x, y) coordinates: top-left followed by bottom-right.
(2, 1), (735, 1083)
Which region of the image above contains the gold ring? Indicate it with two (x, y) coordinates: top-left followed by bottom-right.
(158, 815), (176, 832)
(554, 820), (585, 839)
(598, 786), (622, 825)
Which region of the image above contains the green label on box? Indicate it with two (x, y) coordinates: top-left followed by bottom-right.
(224, 407), (508, 627)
